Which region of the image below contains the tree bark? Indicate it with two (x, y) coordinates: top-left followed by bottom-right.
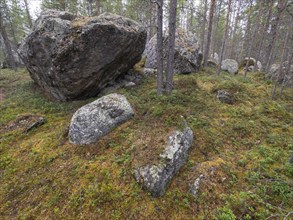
(229, 0), (242, 59)
(156, 0), (164, 95)
(95, 0), (101, 15)
(216, 0), (232, 76)
(265, 0), (288, 72)
(271, 27), (290, 99)
(280, 52), (293, 95)
(200, 0), (208, 53)
(255, 0), (273, 70)
(203, 0), (215, 67)
(0, 7), (16, 70)
(166, 0), (177, 93)
(211, 0), (223, 56)
(24, 0), (33, 28)
(244, 1), (258, 77)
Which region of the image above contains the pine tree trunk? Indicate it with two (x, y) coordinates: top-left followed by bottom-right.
(95, 0), (101, 15)
(203, 0), (215, 67)
(229, 0), (242, 59)
(255, 0), (273, 68)
(200, 0), (208, 53)
(271, 27), (290, 100)
(166, 0), (178, 94)
(211, 0), (222, 56)
(156, 0), (164, 95)
(0, 9), (16, 70)
(265, 0), (288, 72)
(245, 1), (259, 77)
(216, 0), (232, 76)
(24, 0), (33, 28)
(280, 52), (293, 95)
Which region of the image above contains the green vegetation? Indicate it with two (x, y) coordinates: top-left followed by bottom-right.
(0, 68), (292, 219)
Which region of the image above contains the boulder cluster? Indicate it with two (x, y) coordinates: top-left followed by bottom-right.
(145, 29), (202, 74)
(19, 9), (285, 198)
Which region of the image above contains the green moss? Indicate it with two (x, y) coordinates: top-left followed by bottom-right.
(0, 68), (292, 219)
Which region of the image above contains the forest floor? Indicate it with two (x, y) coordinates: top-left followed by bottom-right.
(0, 67), (292, 220)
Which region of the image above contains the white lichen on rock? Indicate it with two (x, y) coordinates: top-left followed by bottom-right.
(134, 126), (193, 197)
(69, 93), (134, 145)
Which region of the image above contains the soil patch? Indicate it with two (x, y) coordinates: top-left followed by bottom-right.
(0, 115), (45, 133)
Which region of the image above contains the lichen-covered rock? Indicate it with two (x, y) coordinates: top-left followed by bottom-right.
(69, 93), (134, 145)
(189, 174), (204, 196)
(18, 10), (147, 101)
(240, 57), (262, 71)
(217, 90), (234, 104)
(134, 126), (193, 197)
(247, 66), (255, 72)
(211, 52), (219, 64)
(221, 59), (239, 74)
(207, 60), (218, 67)
(143, 68), (157, 76)
(145, 29), (202, 74)
(267, 62), (293, 88)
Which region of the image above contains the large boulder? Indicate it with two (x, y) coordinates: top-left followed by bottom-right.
(240, 57), (262, 71)
(69, 93), (134, 145)
(18, 10), (147, 101)
(134, 126), (193, 197)
(221, 59), (239, 75)
(267, 62), (293, 88)
(145, 29), (202, 74)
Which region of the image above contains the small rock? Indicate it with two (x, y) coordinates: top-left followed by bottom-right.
(189, 174), (204, 196)
(221, 59), (239, 75)
(134, 126), (193, 197)
(24, 117), (46, 133)
(247, 65), (255, 72)
(207, 60), (218, 67)
(69, 93), (134, 145)
(217, 90), (234, 104)
(211, 52), (219, 63)
(143, 68), (157, 76)
(124, 82), (136, 88)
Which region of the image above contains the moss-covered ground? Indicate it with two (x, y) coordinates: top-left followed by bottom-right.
(0, 67), (292, 219)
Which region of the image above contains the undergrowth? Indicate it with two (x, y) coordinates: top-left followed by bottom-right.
(0, 68), (292, 219)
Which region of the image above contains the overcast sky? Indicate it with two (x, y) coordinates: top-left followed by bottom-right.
(29, 0), (42, 18)
(28, 0), (201, 19)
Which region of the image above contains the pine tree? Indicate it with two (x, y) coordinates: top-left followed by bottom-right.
(216, 0), (232, 76)
(166, 0), (178, 94)
(203, 0), (215, 67)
